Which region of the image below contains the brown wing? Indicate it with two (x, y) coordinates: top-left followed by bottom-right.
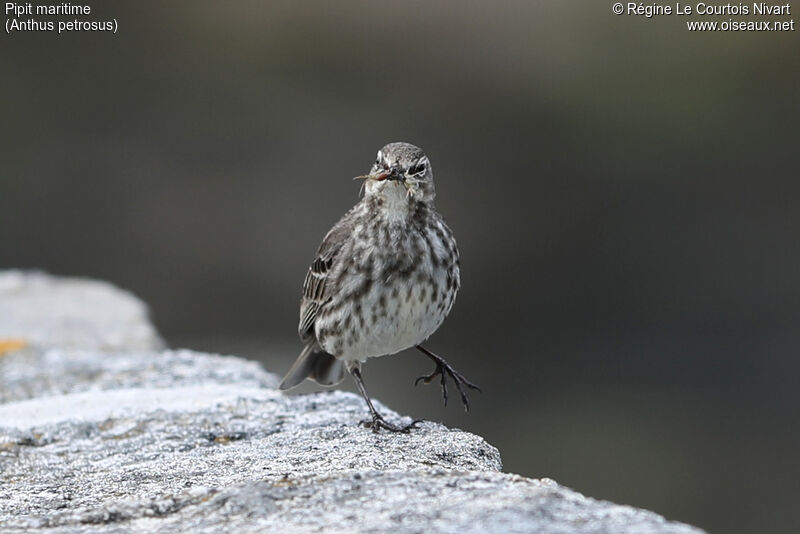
(297, 212), (355, 342)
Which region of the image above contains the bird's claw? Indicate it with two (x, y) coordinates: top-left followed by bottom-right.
(414, 359), (481, 412)
(414, 370), (438, 386)
(360, 415), (421, 433)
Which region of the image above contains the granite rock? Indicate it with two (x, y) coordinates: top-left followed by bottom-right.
(0, 270), (163, 353)
(0, 272), (703, 533)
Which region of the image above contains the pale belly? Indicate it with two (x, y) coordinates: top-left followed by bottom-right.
(316, 269), (452, 362)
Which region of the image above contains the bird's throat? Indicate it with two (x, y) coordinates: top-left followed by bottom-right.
(370, 182), (411, 222)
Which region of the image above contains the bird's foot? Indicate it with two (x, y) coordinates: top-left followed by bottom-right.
(414, 357), (481, 411)
(360, 414), (421, 433)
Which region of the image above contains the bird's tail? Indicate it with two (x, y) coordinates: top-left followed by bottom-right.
(279, 342), (345, 390)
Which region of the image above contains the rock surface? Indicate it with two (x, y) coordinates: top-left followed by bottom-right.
(0, 270), (163, 353)
(0, 271), (704, 533)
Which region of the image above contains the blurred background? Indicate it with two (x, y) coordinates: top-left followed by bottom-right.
(2, 1), (798, 532)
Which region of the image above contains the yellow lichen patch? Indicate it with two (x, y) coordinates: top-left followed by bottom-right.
(0, 338), (27, 356)
(273, 474), (298, 487)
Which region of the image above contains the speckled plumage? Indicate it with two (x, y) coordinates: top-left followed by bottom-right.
(280, 142), (476, 432)
(308, 193), (459, 362)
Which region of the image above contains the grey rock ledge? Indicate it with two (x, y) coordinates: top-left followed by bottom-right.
(0, 271), (704, 533)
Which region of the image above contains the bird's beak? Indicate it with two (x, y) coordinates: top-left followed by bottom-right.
(353, 169), (402, 182)
(353, 171), (387, 182)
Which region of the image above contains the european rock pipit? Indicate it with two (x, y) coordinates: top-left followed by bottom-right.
(280, 142), (479, 432)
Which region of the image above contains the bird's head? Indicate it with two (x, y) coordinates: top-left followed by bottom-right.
(355, 142), (435, 204)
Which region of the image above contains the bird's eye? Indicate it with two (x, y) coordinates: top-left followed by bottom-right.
(375, 151), (388, 169)
(410, 158), (428, 175)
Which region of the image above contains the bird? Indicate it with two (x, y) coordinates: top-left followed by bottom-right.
(279, 142), (479, 432)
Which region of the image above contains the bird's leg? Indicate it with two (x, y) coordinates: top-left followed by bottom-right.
(414, 345), (481, 411)
(349, 364), (419, 433)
